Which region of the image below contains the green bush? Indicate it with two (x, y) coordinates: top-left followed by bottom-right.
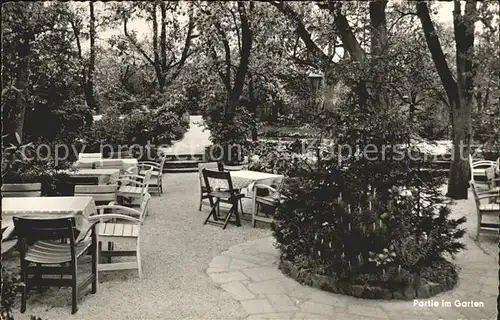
(272, 172), (466, 289)
(84, 104), (189, 151)
(203, 106), (255, 164)
(1, 266), (23, 320)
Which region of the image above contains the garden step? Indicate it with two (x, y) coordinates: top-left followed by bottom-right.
(165, 160), (202, 169)
(164, 154), (205, 161)
(164, 167), (199, 173)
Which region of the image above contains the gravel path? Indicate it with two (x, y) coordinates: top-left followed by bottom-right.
(6, 173), (270, 320)
(161, 115), (211, 156)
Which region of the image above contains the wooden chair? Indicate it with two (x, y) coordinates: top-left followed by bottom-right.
(470, 181), (500, 240)
(1, 183), (42, 197)
(469, 154), (498, 184)
(198, 162), (224, 211)
(202, 169), (244, 229)
(138, 157), (166, 194)
(89, 193), (151, 280)
(1, 183), (42, 253)
(74, 184), (117, 206)
(251, 183), (285, 228)
(116, 169), (152, 208)
(13, 216), (98, 314)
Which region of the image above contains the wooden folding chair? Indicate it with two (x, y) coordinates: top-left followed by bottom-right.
(202, 169), (244, 229)
(13, 216), (98, 314)
(470, 181), (500, 240)
(197, 162), (223, 211)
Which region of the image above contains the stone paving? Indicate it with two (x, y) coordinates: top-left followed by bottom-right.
(207, 191), (499, 320)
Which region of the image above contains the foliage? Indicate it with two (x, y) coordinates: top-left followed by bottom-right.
(2, 2), (92, 142)
(247, 140), (315, 175)
(272, 173), (466, 287)
(203, 106), (255, 164)
(2, 134), (72, 195)
(1, 266), (23, 320)
(84, 103), (188, 151)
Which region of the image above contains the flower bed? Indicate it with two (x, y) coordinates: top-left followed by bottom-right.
(279, 258), (457, 300)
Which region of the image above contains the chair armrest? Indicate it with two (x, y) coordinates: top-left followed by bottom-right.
(119, 174), (145, 181)
(253, 184), (278, 193)
(88, 214), (141, 224)
(2, 225), (15, 241)
(477, 194), (499, 201)
(95, 204), (142, 217)
(75, 220), (99, 243)
(139, 162), (160, 169)
(116, 178), (146, 187)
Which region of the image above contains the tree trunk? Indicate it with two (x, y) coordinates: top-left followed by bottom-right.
(12, 37), (31, 142)
(448, 98), (472, 198)
(85, 1), (98, 121)
(248, 74), (258, 141)
(416, 0), (476, 199)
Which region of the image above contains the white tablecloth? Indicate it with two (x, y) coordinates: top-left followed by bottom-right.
(2, 196), (96, 233)
(67, 168), (120, 184)
(207, 170), (284, 196)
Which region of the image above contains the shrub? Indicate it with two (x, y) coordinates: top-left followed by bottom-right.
(1, 266), (23, 320)
(84, 104), (189, 152)
(203, 106), (255, 164)
(2, 135), (71, 195)
(272, 172), (466, 289)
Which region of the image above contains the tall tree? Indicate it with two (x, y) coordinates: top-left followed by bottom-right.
(199, 1), (253, 116)
(114, 2), (197, 93)
(416, 0), (478, 199)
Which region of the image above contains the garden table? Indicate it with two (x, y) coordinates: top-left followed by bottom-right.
(207, 170), (284, 196)
(2, 196), (97, 240)
(66, 168), (120, 184)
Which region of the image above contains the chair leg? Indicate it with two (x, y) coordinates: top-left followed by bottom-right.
(71, 262), (78, 314)
(20, 261), (28, 313)
(199, 193), (203, 211)
(222, 206), (235, 230)
(234, 200), (241, 227)
(476, 212), (481, 241)
(91, 239), (98, 294)
(136, 240), (142, 280)
(35, 263), (42, 293)
(204, 199), (220, 224)
(108, 242), (113, 263)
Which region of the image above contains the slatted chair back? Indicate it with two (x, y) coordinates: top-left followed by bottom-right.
(1, 183), (42, 197)
(13, 217), (77, 244)
(78, 153), (102, 161)
(470, 154), (497, 183)
(74, 184), (117, 205)
(198, 162), (222, 186)
(202, 169), (236, 196)
(67, 176), (99, 185)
